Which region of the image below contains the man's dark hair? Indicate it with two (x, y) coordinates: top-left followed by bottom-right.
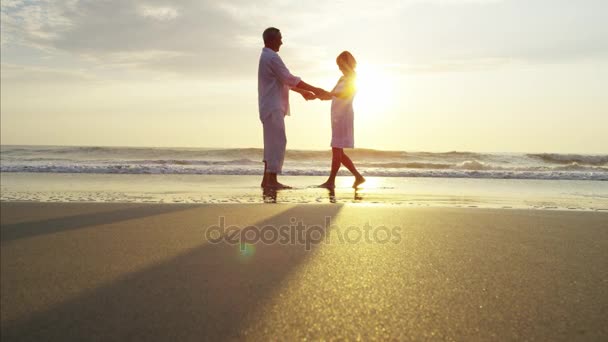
(263, 27), (280, 44)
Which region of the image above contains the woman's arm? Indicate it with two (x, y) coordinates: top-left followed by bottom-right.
(316, 92), (334, 101)
(291, 87), (316, 100)
(318, 77), (356, 100)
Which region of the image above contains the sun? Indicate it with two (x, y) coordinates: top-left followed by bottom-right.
(353, 63), (395, 115)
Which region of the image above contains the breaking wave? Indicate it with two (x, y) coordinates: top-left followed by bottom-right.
(2, 145), (606, 181)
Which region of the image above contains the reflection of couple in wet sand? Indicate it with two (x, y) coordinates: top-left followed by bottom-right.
(258, 27), (366, 190)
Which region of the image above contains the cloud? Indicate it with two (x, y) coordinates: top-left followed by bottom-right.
(1, 0), (256, 77)
(1, 0), (607, 80)
(137, 5), (179, 21)
(0, 0), (77, 47)
(1, 0), (26, 9)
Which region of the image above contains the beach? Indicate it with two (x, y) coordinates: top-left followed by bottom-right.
(2, 201), (607, 341)
(2, 173), (608, 210)
(2, 147), (607, 340)
(3, 0), (607, 339)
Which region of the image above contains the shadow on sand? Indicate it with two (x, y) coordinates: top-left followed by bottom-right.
(1, 204), (344, 341)
(0, 204), (199, 243)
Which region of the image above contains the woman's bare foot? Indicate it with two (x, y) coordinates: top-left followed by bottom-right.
(318, 181), (335, 189)
(352, 176), (366, 188)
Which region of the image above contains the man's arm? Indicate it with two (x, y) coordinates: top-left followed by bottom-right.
(294, 81), (330, 98)
(268, 56), (329, 98)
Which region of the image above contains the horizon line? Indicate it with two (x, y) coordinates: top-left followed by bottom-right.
(1, 143), (606, 155)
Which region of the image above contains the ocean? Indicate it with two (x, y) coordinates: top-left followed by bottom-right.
(2, 145), (607, 210)
(1, 145), (607, 181)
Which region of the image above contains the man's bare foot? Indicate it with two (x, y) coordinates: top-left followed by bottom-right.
(318, 181), (335, 189)
(265, 182), (292, 190)
(262, 187), (277, 203)
(352, 176), (366, 188)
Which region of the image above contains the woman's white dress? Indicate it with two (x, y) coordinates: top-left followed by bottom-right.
(330, 76), (356, 148)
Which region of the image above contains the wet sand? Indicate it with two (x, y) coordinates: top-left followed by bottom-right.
(1, 202), (607, 341)
(3, 173), (608, 210)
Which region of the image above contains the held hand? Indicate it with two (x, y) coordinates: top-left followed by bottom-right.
(314, 88), (331, 99)
(313, 88), (333, 100)
(301, 91), (317, 101)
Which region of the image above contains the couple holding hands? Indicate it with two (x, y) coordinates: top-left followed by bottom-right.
(258, 27), (365, 190)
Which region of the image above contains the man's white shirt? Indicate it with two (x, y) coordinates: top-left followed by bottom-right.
(258, 47), (301, 122)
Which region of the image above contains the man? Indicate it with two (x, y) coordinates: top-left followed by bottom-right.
(258, 27), (328, 189)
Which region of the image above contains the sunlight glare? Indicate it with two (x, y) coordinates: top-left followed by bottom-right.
(336, 176), (380, 189)
(354, 64), (396, 116)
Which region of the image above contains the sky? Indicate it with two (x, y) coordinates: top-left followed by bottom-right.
(1, 0), (607, 153)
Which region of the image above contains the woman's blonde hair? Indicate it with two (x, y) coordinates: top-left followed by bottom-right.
(336, 51), (357, 74)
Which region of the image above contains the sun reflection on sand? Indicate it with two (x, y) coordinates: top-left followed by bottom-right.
(336, 176), (381, 190)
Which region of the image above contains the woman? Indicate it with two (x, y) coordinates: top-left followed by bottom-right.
(317, 51), (365, 189)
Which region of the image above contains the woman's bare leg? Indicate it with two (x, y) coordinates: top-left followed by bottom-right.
(319, 148), (343, 189)
(341, 153), (366, 188)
